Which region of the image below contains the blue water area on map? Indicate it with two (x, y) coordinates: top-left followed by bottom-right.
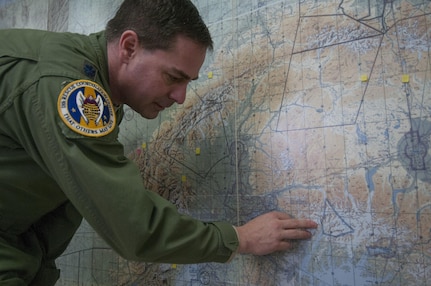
(356, 124), (368, 145)
(366, 245), (396, 258)
(365, 166), (378, 193)
(398, 119), (431, 183)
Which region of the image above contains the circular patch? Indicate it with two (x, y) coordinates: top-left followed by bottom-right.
(58, 80), (116, 137)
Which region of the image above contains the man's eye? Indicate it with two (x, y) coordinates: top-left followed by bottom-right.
(166, 74), (181, 83)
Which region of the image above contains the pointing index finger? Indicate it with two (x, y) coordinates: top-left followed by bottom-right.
(283, 219), (318, 229)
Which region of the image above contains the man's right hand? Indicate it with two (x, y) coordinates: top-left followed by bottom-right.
(235, 211), (318, 255)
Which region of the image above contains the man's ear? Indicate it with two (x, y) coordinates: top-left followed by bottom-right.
(118, 30), (140, 63)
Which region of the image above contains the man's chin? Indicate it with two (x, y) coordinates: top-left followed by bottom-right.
(140, 110), (159, 119)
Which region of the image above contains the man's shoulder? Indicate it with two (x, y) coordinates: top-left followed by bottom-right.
(0, 29), (92, 59)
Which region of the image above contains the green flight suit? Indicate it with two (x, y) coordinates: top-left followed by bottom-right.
(0, 29), (238, 286)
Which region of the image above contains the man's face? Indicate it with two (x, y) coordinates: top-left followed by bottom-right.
(114, 35), (207, 119)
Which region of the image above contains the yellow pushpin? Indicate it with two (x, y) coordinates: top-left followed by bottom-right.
(207, 71), (213, 79)
(181, 175), (187, 182)
(360, 74), (368, 82)
(195, 147), (201, 155)
(402, 74), (410, 83)
(141, 142), (147, 149)
(172, 264), (177, 269)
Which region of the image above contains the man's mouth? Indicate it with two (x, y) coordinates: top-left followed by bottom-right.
(155, 103), (165, 111)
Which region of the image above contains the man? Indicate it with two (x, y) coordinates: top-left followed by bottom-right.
(0, 0), (318, 285)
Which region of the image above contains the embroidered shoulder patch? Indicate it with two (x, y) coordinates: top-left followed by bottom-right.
(57, 80), (116, 137)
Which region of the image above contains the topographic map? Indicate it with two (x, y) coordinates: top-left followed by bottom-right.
(55, 0), (431, 285)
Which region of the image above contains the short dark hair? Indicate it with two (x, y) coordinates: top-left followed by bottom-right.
(106, 0), (213, 51)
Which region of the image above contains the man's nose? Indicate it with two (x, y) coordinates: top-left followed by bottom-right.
(169, 84), (188, 104)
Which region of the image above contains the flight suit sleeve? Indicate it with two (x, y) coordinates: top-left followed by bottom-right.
(17, 77), (239, 263)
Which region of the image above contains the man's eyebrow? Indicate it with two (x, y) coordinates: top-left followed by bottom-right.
(172, 68), (199, 81)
